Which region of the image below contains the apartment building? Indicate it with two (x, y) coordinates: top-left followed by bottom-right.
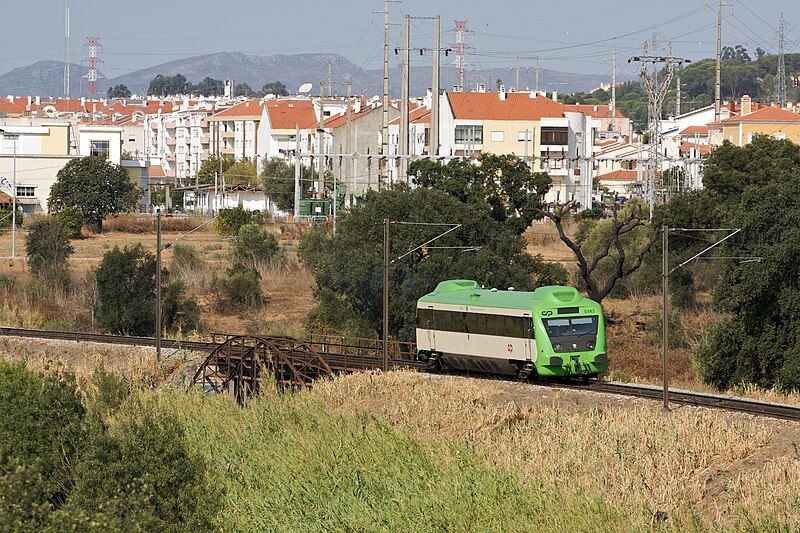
(710, 96), (800, 147)
(207, 99), (269, 165)
(0, 121), (123, 214)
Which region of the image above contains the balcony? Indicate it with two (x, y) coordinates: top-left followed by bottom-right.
(166, 137), (176, 146)
(164, 120), (177, 129)
(165, 153), (175, 162)
(200, 152), (209, 161)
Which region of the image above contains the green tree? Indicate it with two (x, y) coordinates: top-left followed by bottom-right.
(48, 156), (139, 232)
(261, 81), (289, 96)
(95, 245), (158, 335)
(261, 157), (317, 211)
(54, 206), (84, 239)
(298, 186), (567, 341)
(197, 155), (235, 186)
(409, 154), (552, 235)
(192, 76), (225, 96)
(216, 206), (253, 235)
(147, 74), (191, 96)
(230, 223), (280, 270)
(234, 82), (256, 97)
(25, 218), (73, 281)
(224, 157), (258, 186)
(162, 280), (201, 334)
(691, 136), (800, 391)
(106, 84), (131, 98)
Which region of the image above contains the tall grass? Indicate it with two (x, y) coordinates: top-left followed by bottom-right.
(150, 388), (628, 531)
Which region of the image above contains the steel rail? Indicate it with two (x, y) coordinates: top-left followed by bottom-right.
(3, 327), (799, 420)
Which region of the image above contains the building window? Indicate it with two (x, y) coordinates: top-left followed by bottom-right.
(128, 136), (137, 143)
(454, 125), (483, 144)
(15, 186), (35, 197)
(90, 140), (110, 158)
(540, 127), (568, 145)
(517, 130), (533, 141)
(490, 131), (504, 142)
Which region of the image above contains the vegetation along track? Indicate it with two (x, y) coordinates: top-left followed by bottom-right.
(2, 327), (800, 421)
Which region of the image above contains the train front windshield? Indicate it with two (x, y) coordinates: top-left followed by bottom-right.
(543, 317), (598, 338)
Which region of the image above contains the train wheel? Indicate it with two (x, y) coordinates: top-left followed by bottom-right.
(517, 363), (535, 381)
(426, 352), (443, 372)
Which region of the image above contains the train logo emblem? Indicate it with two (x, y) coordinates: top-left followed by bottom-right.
(507, 344), (513, 353)
(541, 310), (553, 316)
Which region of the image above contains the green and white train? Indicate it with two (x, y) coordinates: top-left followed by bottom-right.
(416, 280), (608, 379)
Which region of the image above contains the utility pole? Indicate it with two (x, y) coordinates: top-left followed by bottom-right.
(629, 41), (689, 217)
(381, 0), (392, 188)
(715, 0), (723, 122)
(11, 134), (17, 259)
(318, 81), (326, 198)
(294, 123), (301, 219)
(382, 218), (389, 372)
(676, 64), (682, 116)
(399, 14), (411, 183)
(611, 46), (617, 133)
(155, 209), (162, 363)
(775, 13), (788, 107)
(431, 15), (441, 157)
(661, 225), (669, 412)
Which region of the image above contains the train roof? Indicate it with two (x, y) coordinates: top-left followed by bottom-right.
(418, 280), (596, 311)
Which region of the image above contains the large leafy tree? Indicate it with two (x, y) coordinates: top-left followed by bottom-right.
(409, 154), (552, 235)
(25, 218), (73, 280)
(692, 136), (800, 391)
(197, 155), (235, 186)
(261, 81), (289, 96)
(299, 186), (567, 341)
(147, 74), (191, 96)
(96, 245), (159, 336)
(106, 84), (131, 98)
(48, 156), (139, 232)
(223, 157), (258, 186)
(260, 157), (316, 212)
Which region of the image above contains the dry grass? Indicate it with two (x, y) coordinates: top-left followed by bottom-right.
(313, 371), (800, 529)
(103, 214), (214, 234)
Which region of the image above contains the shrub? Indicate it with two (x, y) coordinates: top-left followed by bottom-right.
(162, 280), (201, 333)
(96, 245), (158, 336)
(212, 266), (262, 311)
(54, 206), (84, 239)
(230, 223), (280, 270)
(216, 206), (252, 235)
(25, 218), (73, 283)
(170, 243), (202, 273)
(0, 363), (218, 530)
(0, 206), (23, 229)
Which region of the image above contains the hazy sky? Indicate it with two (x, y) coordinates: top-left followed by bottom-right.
(1, 0), (799, 80)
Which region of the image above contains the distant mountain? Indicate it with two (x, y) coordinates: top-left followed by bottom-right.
(0, 61), (104, 98)
(0, 53), (634, 98)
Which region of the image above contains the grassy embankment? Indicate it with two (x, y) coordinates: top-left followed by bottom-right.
(157, 371), (799, 530)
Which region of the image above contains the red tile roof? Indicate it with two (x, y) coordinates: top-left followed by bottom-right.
(266, 100), (318, 130)
(149, 166), (166, 178)
(680, 141), (710, 155)
(595, 169), (639, 182)
(388, 104), (431, 126)
(723, 106), (800, 124)
(324, 104), (378, 128)
(679, 125), (709, 135)
(0, 191), (12, 203)
(0, 98), (25, 115)
(209, 99), (268, 119)
(564, 104), (625, 119)
(447, 92), (565, 121)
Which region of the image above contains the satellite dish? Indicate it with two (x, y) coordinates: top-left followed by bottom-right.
(298, 83), (313, 94)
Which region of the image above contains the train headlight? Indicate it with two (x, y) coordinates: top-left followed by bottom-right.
(554, 343), (563, 352)
(586, 341), (595, 350)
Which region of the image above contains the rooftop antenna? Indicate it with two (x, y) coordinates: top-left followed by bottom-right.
(63, 0), (70, 96)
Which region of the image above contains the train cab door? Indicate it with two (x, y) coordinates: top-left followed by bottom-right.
(426, 306), (436, 351)
(523, 313), (533, 361)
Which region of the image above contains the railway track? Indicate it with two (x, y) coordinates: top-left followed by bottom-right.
(2, 327), (800, 421)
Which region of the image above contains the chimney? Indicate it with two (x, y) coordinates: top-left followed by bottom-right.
(741, 95), (752, 116)
(27, 96), (32, 107)
(224, 80), (234, 98)
(499, 89), (507, 101)
(80, 97), (85, 106)
(477, 83), (486, 93)
(552, 90), (558, 102)
(354, 99), (362, 113)
(35, 96), (40, 105)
